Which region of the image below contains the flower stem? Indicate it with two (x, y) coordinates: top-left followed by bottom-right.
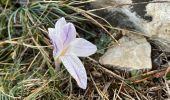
(55, 59), (61, 71)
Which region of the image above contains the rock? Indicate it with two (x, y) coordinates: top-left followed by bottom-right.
(91, 0), (170, 69)
(90, 0), (132, 8)
(99, 34), (152, 70)
(143, 1), (170, 51)
(91, 0), (170, 52)
(90, 0), (139, 30)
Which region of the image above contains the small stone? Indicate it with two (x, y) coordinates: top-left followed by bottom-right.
(99, 34), (152, 70)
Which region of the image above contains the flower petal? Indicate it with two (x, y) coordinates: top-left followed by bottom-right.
(55, 17), (67, 35)
(48, 28), (63, 57)
(66, 38), (97, 57)
(62, 23), (76, 46)
(60, 55), (87, 89)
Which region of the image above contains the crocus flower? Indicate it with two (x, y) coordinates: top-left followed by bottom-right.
(48, 17), (97, 89)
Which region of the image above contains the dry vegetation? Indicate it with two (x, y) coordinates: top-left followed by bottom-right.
(0, 0), (170, 100)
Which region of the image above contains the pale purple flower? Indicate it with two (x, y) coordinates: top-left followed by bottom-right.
(48, 17), (97, 89)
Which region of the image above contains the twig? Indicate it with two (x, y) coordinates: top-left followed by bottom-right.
(87, 57), (125, 81)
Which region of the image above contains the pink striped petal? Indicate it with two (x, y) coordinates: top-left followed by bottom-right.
(48, 28), (63, 57)
(62, 23), (76, 46)
(55, 17), (67, 36)
(66, 38), (97, 57)
(60, 55), (87, 89)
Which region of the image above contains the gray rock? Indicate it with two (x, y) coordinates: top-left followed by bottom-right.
(143, 1), (170, 51)
(91, 0), (170, 52)
(91, 0), (170, 69)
